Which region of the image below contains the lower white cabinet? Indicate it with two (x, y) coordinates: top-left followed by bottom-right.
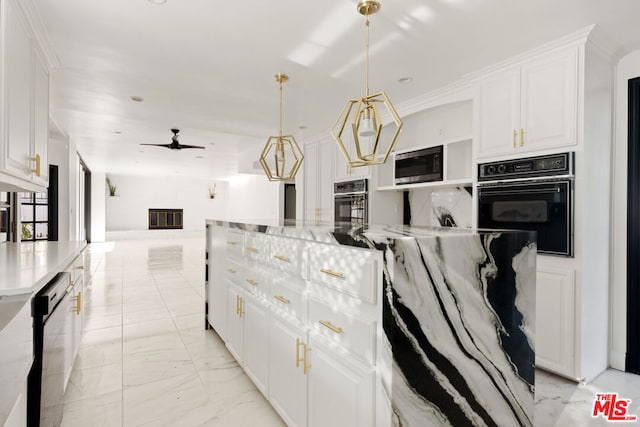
(64, 255), (85, 390)
(306, 335), (374, 427)
(535, 267), (575, 377)
(226, 282), (244, 363)
(242, 294), (269, 396)
(269, 315), (308, 427)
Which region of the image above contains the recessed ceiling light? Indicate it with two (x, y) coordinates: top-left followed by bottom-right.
(147, 0), (167, 4)
(130, 95), (144, 102)
(398, 77), (413, 84)
(298, 125), (308, 130)
(196, 155), (204, 159)
(139, 150), (144, 153)
(114, 131), (122, 134)
(209, 142), (215, 146)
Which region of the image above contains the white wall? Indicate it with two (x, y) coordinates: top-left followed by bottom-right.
(610, 49), (640, 370)
(105, 173), (281, 234)
(91, 171), (106, 242)
(48, 136), (70, 241)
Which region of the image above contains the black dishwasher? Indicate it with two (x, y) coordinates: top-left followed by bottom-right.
(27, 272), (71, 427)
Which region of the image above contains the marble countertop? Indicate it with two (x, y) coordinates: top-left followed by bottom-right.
(0, 240), (86, 298)
(207, 219), (533, 248)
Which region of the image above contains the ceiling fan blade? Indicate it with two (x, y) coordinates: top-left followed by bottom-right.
(177, 144), (206, 149)
(140, 143), (173, 148)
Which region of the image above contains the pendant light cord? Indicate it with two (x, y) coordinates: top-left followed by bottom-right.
(279, 81), (283, 138)
(365, 14), (370, 97)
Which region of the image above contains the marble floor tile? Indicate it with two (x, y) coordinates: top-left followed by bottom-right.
(61, 237), (640, 427)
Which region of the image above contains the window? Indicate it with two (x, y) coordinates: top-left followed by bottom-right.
(148, 209), (183, 230)
(1, 192), (10, 242)
(21, 192), (48, 241)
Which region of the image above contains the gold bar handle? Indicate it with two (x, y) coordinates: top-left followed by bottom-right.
(303, 344), (311, 375)
(75, 265), (85, 270)
(238, 296), (244, 317)
(512, 129), (517, 148)
(30, 154), (41, 176)
(247, 247), (258, 253)
(227, 268), (237, 274)
(520, 128), (524, 147)
(227, 241), (238, 246)
(296, 338), (304, 368)
(236, 295), (240, 315)
(274, 255), (290, 263)
(274, 295), (290, 304)
(246, 279), (257, 286)
(75, 292), (81, 315)
(319, 320), (343, 334)
(320, 268), (344, 279)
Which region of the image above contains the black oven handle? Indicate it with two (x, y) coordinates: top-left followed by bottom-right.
(479, 187), (561, 196)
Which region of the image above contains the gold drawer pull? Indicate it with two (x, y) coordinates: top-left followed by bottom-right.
(246, 279), (257, 286)
(319, 320), (343, 334)
(520, 128), (525, 147)
(320, 268), (344, 279)
(274, 255), (290, 263)
(227, 241), (238, 246)
(75, 292), (81, 315)
(512, 129), (517, 148)
(75, 265), (85, 270)
(227, 268), (237, 274)
(247, 247), (258, 253)
(274, 295), (290, 304)
(31, 154), (41, 176)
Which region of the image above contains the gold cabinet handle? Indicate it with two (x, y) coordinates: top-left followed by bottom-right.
(75, 292), (81, 315)
(30, 154), (41, 176)
(246, 279), (257, 286)
(227, 268), (237, 274)
(274, 295), (290, 304)
(303, 344), (311, 375)
(320, 268), (344, 279)
(319, 320), (343, 334)
(247, 247), (258, 253)
(75, 265), (85, 270)
(512, 129), (517, 148)
(274, 255), (290, 263)
(227, 241), (238, 246)
(296, 338), (303, 368)
(238, 296), (244, 317)
(520, 128), (524, 147)
(236, 295), (240, 315)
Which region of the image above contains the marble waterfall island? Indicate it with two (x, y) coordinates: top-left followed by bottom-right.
(206, 220), (536, 427)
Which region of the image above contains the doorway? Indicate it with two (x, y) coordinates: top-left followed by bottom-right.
(284, 184), (296, 221)
(627, 76), (640, 374)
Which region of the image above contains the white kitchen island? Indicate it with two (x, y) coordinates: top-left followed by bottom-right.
(205, 220), (536, 427)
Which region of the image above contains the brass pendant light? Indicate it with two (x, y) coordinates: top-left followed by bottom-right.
(259, 73), (304, 181)
(331, 0), (403, 168)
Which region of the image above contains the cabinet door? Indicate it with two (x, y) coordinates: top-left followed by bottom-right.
(243, 295), (269, 396)
(226, 284), (244, 363)
(3, 0), (33, 180)
(31, 45), (49, 187)
(535, 268), (575, 377)
(303, 143), (319, 222)
(475, 67), (520, 158)
(64, 276), (83, 389)
(520, 48), (577, 152)
(307, 336), (375, 427)
(334, 136), (370, 182)
(318, 141), (334, 222)
(269, 316), (307, 427)
(207, 227), (228, 339)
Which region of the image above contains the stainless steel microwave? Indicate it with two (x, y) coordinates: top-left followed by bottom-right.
(394, 145), (443, 185)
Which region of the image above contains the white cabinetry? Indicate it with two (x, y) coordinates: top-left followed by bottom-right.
(0, 0), (50, 192)
(535, 267), (575, 377)
(475, 48), (577, 158)
(303, 140), (333, 223)
(64, 254), (85, 390)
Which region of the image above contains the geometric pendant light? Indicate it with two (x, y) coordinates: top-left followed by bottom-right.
(259, 73), (304, 181)
(331, 0), (403, 168)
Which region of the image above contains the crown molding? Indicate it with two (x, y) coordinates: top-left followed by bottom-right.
(19, 0), (61, 69)
(395, 80), (472, 118)
(586, 24), (629, 64)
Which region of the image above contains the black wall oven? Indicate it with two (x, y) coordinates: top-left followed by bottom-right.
(334, 179), (368, 227)
(477, 153), (574, 257)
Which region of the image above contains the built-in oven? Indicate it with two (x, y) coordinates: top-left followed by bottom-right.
(477, 152), (574, 257)
(334, 179), (368, 227)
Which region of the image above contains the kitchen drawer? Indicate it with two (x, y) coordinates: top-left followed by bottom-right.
(308, 245), (378, 303)
(269, 237), (306, 277)
(308, 296), (376, 366)
(269, 273), (306, 324)
(225, 258), (245, 286)
(242, 263), (270, 301)
(225, 229), (245, 259)
(245, 233), (271, 265)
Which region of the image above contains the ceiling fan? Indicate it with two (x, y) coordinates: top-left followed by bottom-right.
(140, 128), (205, 150)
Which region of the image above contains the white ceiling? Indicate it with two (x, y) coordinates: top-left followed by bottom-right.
(33, 0), (640, 179)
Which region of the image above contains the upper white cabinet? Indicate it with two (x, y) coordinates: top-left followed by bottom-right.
(475, 48), (577, 158)
(303, 140), (333, 224)
(0, 0), (50, 192)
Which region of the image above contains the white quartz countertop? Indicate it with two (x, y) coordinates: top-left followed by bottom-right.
(0, 240), (86, 297)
